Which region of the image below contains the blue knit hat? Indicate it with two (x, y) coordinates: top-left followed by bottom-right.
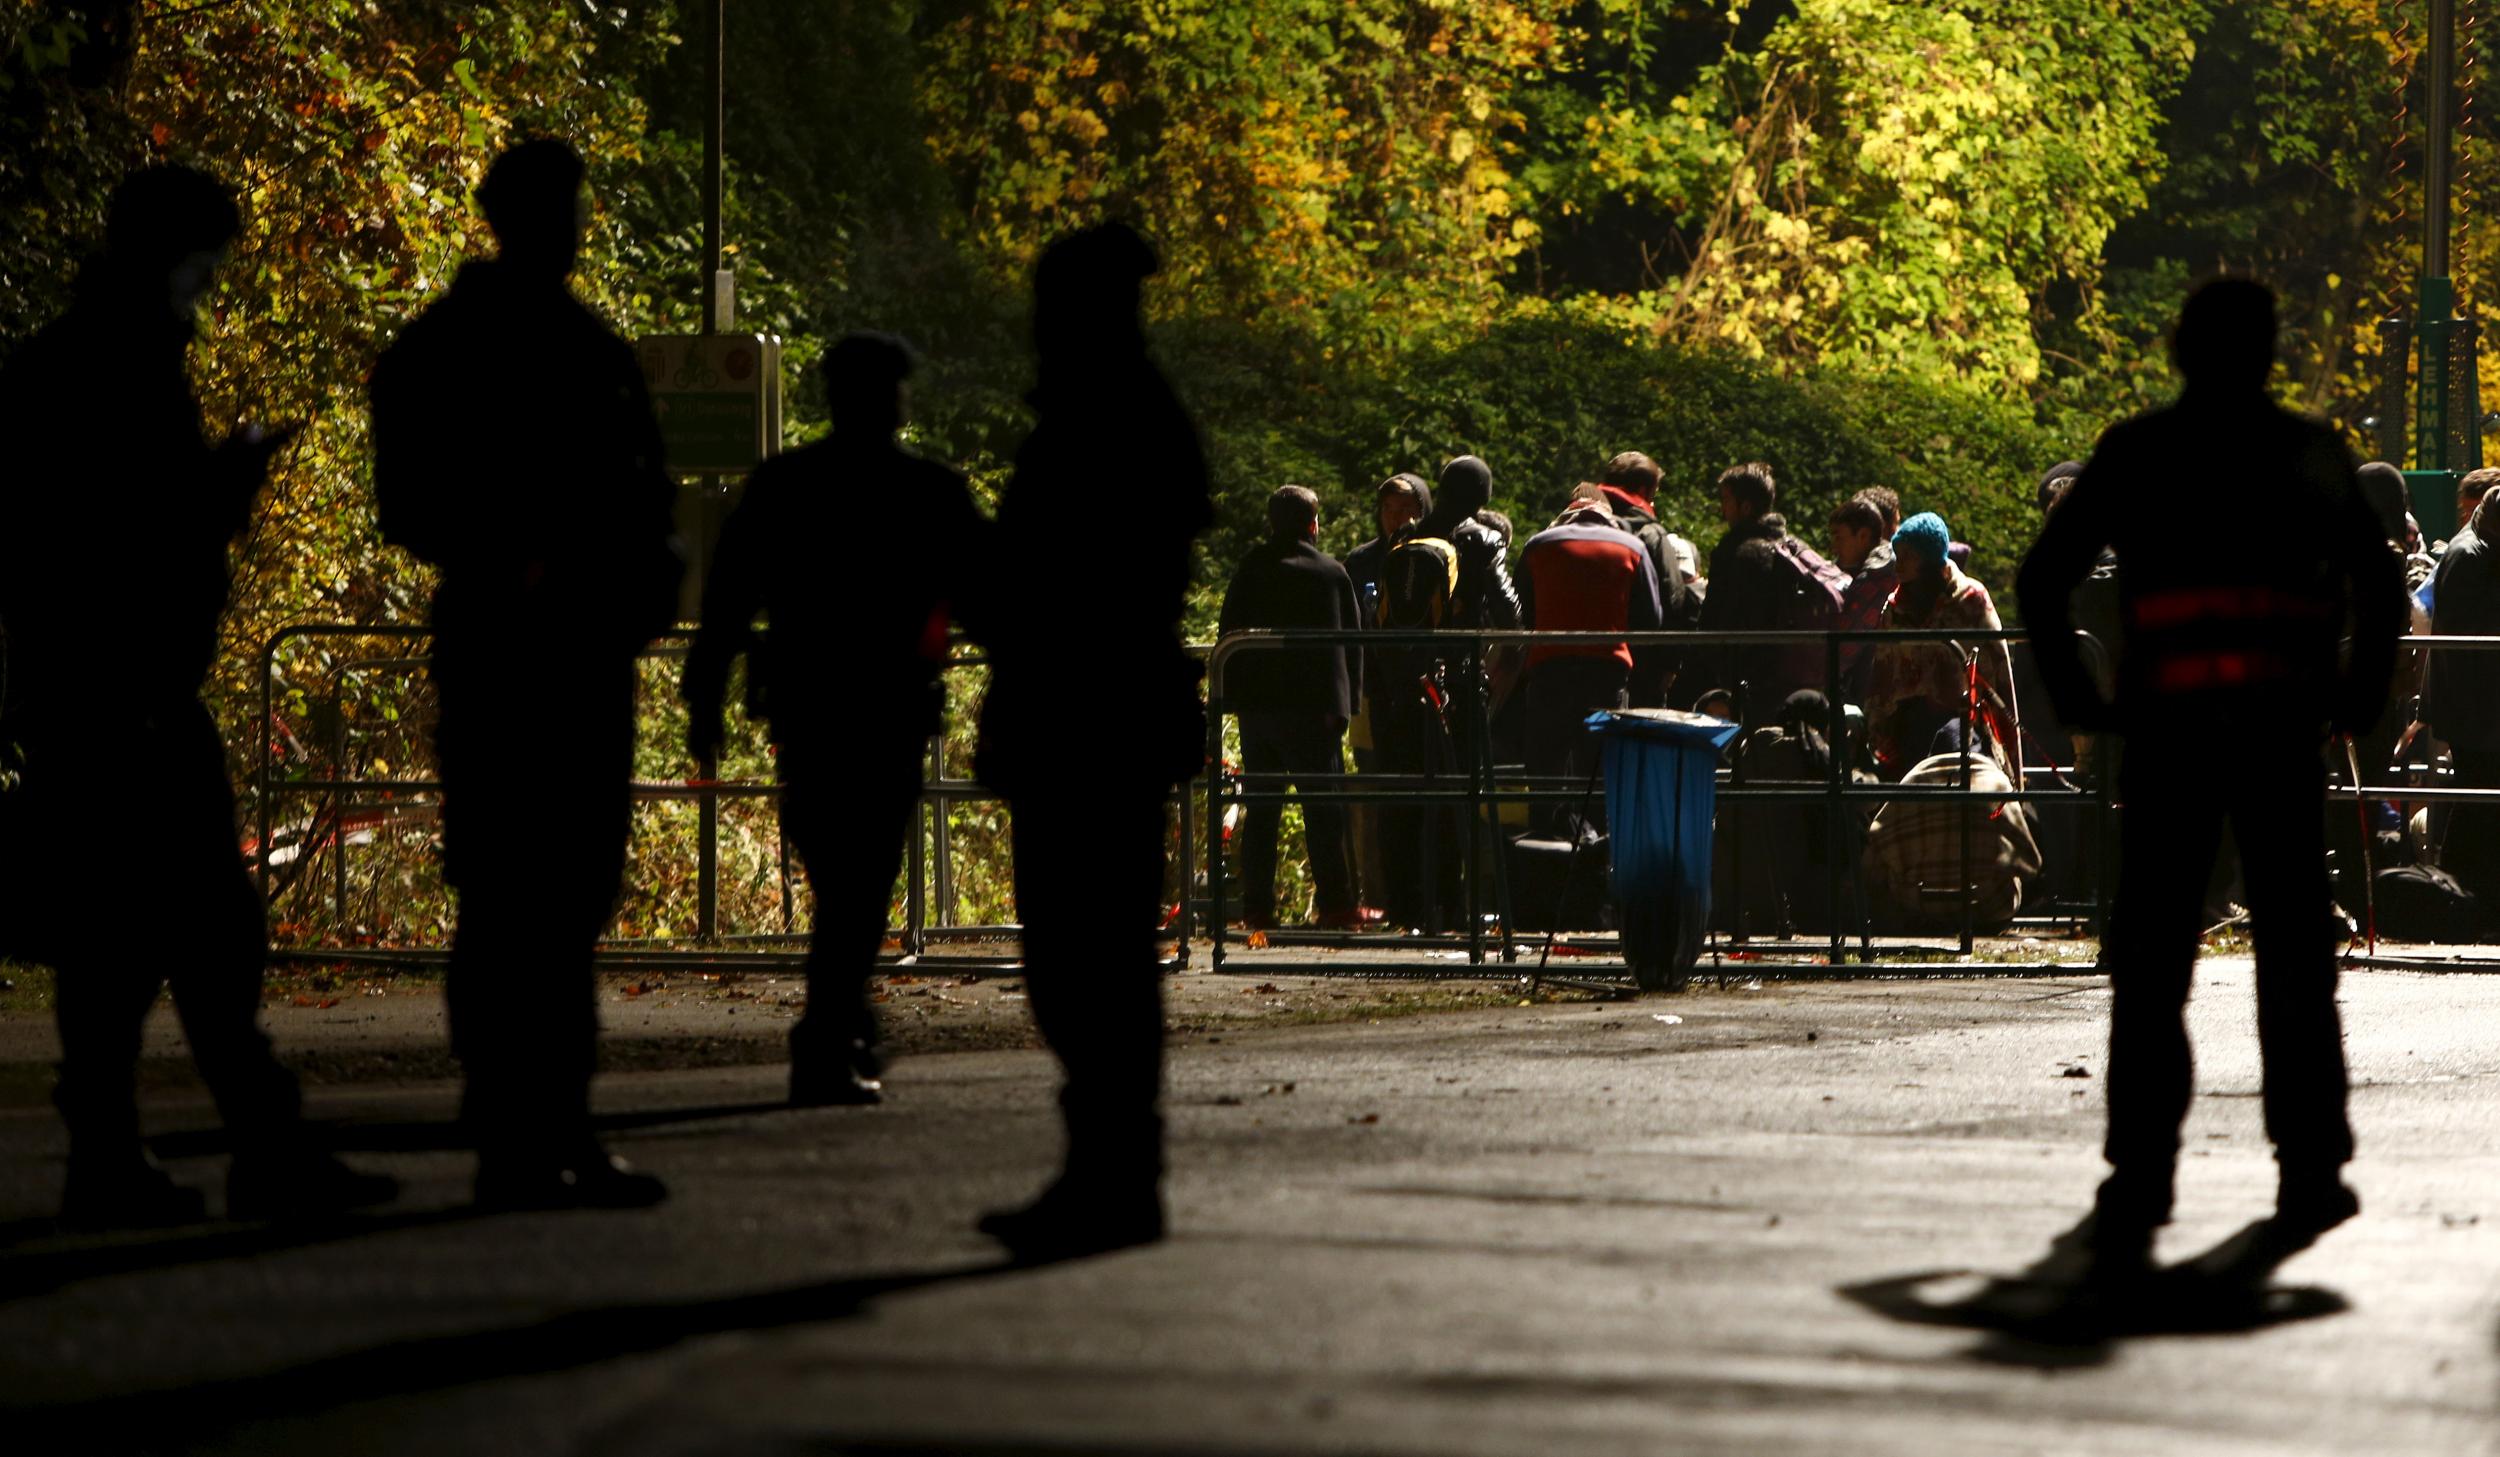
(1893, 511), (1950, 566)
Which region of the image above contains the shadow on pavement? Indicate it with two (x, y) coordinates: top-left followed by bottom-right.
(0, 1204), (497, 1300)
(1841, 1218), (2350, 1370)
(0, 1101), (799, 1296)
(141, 1098), (801, 1158)
(2, 1254), (1037, 1447)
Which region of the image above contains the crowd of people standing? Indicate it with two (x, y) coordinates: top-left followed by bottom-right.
(1217, 436), (2041, 935)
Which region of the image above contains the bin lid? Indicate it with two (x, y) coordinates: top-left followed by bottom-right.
(1585, 708), (1742, 750)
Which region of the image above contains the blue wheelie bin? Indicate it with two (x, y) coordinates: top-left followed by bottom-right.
(1589, 709), (1741, 990)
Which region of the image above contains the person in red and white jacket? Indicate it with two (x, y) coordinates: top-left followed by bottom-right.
(1517, 497), (1664, 837)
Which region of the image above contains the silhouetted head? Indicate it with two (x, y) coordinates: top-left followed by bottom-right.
(1437, 455), (1493, 516)
(1715, 462), (1775, 524)
(2476, 484), (2500, 537)
(2357, 460), (2410, 544)
(101, 165), (240, 324)
(1033, 221), (1158, 364)
(2171, 278), (2277, 392)
(1600, 450), (1662, 505)
(2037, 459), (2084, 515)
(2458, 467), (2500, 540)
(1266, 484), (1320, 542)
(477, 139), (589, 280)
(1375, 472), (1429, 538)
(821, 330), (915, 436)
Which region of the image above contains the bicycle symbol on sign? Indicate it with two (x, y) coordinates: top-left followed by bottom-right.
(671, 344), (722, 390)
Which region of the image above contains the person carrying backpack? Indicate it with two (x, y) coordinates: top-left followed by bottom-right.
(1694, 462), (1847, 722)
(1587, 452), (1702, 705)
(1368, 455), (1518, 929)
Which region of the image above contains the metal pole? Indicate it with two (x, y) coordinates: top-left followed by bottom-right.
(2430, 0), (2455, 284)
(906, 741), (928, 956)
(701, 0), (724, 335)
(1206, 668), (1229, 968)
(1826, 633), (1845, 967)
(698, 766), (719, 941)
(2420, 0), (2460, 487)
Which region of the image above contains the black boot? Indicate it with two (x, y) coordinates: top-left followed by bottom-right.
(977, 1175), (1165, 1262)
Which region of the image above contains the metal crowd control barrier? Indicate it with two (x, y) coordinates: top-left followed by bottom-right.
(253, 624), (1197, 972)
(255, 619), (2500, 980)
(1204, 625), (2111, 980)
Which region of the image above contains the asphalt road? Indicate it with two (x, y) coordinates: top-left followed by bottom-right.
(3, 960), (2498, 1455)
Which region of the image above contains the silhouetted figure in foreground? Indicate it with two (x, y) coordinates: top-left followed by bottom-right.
(685, 332), (987, 1105)
(0, 167), (394, 1225)
(1216, 484), (1368, 930)
(2019, 278), (2404, 1277)
(967, 222), (1209, 1260)
(370, 140), (681, 1209)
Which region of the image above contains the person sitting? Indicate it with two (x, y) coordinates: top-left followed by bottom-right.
(1863, 511), (2021, 779)
(1827, 492), (1897, 703)
(1217, 485), (1375, 930)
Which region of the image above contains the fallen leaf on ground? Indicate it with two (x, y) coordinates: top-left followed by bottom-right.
(1245, 930), (1271, 949)
(1349, 1112), (1380, 1125)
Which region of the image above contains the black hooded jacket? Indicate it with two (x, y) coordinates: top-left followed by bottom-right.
(1412, 456), (1521, 632)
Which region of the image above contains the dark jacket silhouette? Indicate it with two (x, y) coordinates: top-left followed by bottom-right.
(2016, 278), (2402, 1251)
(1697, 511), (1809, 711)
(2423, 514), (2500, 918)
(0, 165), (389, 1225)
(964, 222), (1207, 1261)
(368, 141), (680, 1208)
(1518, 508), (1664, 835)
(1591, 479), (1700, 702)
(1412, 456), (1521, 632)
(684, 343), (986, 1103)
(1216, 538), (1364, 718)
(1217, 528), (1363, 925)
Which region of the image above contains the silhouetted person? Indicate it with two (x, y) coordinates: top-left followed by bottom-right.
(2425, 484), (2500, 927)
(1827, 492), (1896, 704)
(965, 222), (1208, 1260)
(1217, 484), (1368, 930)
(369, 140), (681, 1210)
(684, 333), (986, 1104)
(1342, 472), (1430, 905)
(0, 166), (394, 1225)
(2019, 278), (2404, 1276)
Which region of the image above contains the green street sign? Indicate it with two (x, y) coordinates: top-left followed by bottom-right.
(637, 333), (783, 475)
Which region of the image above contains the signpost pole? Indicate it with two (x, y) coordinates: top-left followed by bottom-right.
(694, 0), (725, 944)
(2409, 0), (2478, 542)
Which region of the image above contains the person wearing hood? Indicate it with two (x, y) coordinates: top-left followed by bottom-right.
(1, 166), (397, 1226)
(372, 139), (684, 1211)
(1413, 454), (1522, 632)
(1862, 511), (2020, 779)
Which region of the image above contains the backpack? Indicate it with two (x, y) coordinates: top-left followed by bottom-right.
(1380, 536), (1461, 629)
(1766, 536), (1849, 632)
(2373, 863), (2478, 943)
